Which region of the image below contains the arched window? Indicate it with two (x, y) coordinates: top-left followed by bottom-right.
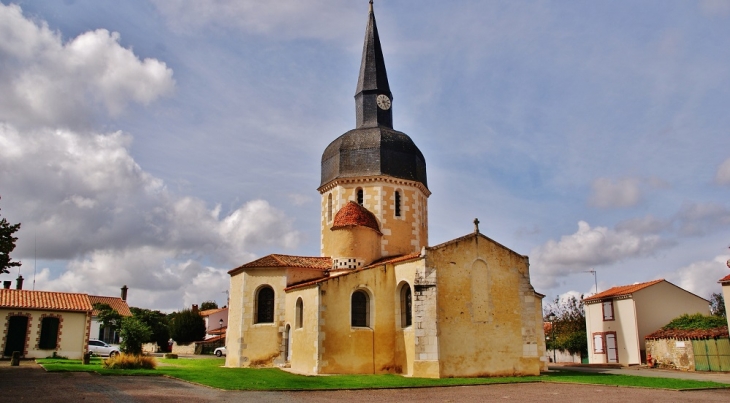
(395, 191), (402, 217)
(400, 284), (412, 328)
(351, 290), (370, 327)
(39, 317), (60, 349)
(327, 194), (333, 223)
(357, 188), (364, 205)
(295, 298), (303, 329)
(255, 286), (275, 324)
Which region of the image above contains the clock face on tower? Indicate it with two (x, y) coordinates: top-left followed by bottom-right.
(376, 94), (391, 110)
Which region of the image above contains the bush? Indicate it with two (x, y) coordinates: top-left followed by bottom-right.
(662, 313), (727, 330)
(102, 353), (157, 370)
(164, 353), (178, 359)
(120, 317), (152, 355)
(169, 309), (206, 345)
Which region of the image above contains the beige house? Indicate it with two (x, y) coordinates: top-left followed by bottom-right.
(89, 286), (132, 344)
(583, 279), (709, 366)
(1, 284), (92, 359)
(225, 3), (546, 378)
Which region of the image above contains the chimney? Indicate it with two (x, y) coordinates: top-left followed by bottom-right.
(16, 275), (23, 290)
(121, 285), (128, 301)
(3, 281), (11, 289)
(192, 304), (198, 314)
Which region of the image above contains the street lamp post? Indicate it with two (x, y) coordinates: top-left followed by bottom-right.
(548, 313), (556, 364)
(219, 318), (224, 348)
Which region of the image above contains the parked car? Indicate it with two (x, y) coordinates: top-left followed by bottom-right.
(214, 346), (226, 357)
(88, 339), (120, 357)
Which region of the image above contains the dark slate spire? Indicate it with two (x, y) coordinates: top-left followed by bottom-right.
(319, 1), (428, 190)
(355, 0), (393, 129)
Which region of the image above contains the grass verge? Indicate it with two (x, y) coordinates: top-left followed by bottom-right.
(37, 358), (729, 391)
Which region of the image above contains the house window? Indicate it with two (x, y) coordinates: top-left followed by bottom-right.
(351, 290), (370, 327)
(327, 194), (333, 223)
(593, 333), (605, 354)
(295, 298), (303, 329)
(602, 300), (614, 321)
(255, 286), (275, 324)
(39, 317), (60, 350)
(395, 191), (401, 217)
(400, 284), (412, 328)
(357, 188), (364, 205)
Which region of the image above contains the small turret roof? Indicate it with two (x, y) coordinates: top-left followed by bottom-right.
(331, 201), (380, 233)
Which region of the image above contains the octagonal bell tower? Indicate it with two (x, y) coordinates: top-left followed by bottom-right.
(319, 1), (429, 262)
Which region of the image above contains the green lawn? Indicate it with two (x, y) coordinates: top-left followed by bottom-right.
(37, 358), (728, 391)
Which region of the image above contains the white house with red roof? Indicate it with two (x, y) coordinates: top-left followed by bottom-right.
(719, 272), (730, 329)
(583, 279), (709, 366)
(88, 285), (132, 344)
(0, 280), (93, 359)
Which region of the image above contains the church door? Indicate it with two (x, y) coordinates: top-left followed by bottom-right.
(4, 316), (29, 357)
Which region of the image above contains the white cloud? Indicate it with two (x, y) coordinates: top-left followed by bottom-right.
(715, 158), (730, 186)
(0, 3), (175, 129)
(615, 215), (672, 235)
(664, 255), (730, 300)
(675, 202), (730, 236)
(589, 177), (642, 209)
(531, 221), (665, 289)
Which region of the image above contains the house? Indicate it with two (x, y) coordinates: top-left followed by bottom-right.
(583, 279), (709, 365)
(225, 3), (546, 378)
(0, 277), (92, 359)
(89, 285), (132, 344)
(200, 307), (227, 340)
(719, 272), (730, 329)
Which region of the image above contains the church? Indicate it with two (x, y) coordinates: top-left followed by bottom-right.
(225, 2), (547, 378)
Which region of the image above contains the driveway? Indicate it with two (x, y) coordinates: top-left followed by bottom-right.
(549, 363), (730, 384)
(2, 360), (729, 402)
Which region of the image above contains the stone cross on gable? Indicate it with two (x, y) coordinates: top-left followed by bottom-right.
(474, 218), (480, 234)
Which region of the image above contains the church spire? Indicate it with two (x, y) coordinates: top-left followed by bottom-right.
(355, 0), (393, 128)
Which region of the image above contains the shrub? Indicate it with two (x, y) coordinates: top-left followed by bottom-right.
(662, 313), (727, 330)
(169, 309), (206, 345)
(120, 317), (152, 355)
(102, 353), (157, 370)
(164, 353), (178, 359)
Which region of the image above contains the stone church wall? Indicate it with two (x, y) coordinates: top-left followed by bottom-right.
(427, 234), (541, 377)
(285, 286), (320, 374)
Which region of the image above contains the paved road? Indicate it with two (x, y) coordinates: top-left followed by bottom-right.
(549, 364), (730, 384)
(2, 360), (730, 402)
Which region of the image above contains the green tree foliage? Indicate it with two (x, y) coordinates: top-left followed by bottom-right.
(662, 313), (727, 330)
(200, 300), (218, 310)
(93, 303), (123, 334)
(130, 307), (170, 351)
(710, 292), (726, 318)
(0, 197), (22, 274)
(120, 316), (152, 355)
(169, 308), (206, 345)
(544, 295), (588, 357)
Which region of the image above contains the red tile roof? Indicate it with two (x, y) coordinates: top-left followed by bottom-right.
(645, 326), (729, 340)
(0, 289), (92, 312)
(229, 254), (332, 275)
(583, 279), (664, 302)
(331, 201), (380, 233)
(366, 252), (422, 267)
(719, 274), (730, 283)
(89, 295), (132, 316)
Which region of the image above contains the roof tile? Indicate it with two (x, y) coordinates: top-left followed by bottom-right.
(0, 289), (92, 312)
(230, 254), (332, 274)
(583, 279), (664, 302)
(88, 295), (132, 316)
(331, 201), (380, 233)
(718, 273), (730, 283)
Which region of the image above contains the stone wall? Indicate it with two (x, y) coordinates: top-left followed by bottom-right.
(645, 338), (694, 371)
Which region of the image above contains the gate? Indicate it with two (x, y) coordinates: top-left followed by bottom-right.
(692, 338), (730, 371)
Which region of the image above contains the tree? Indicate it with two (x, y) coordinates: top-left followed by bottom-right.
(200, 300), (218, 310)
(94, 303), (123, 338)
(0, 197), (22, 274)
(130, 307), (170, 351)
(544, 295), (588, 357)
(120, 316), (152, 355)
(710, 292), (726, 318)
(662, 313), (727, 330)
(169, 308), (206, 345)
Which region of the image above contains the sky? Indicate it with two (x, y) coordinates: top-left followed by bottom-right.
(1, 0), (729, 312)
